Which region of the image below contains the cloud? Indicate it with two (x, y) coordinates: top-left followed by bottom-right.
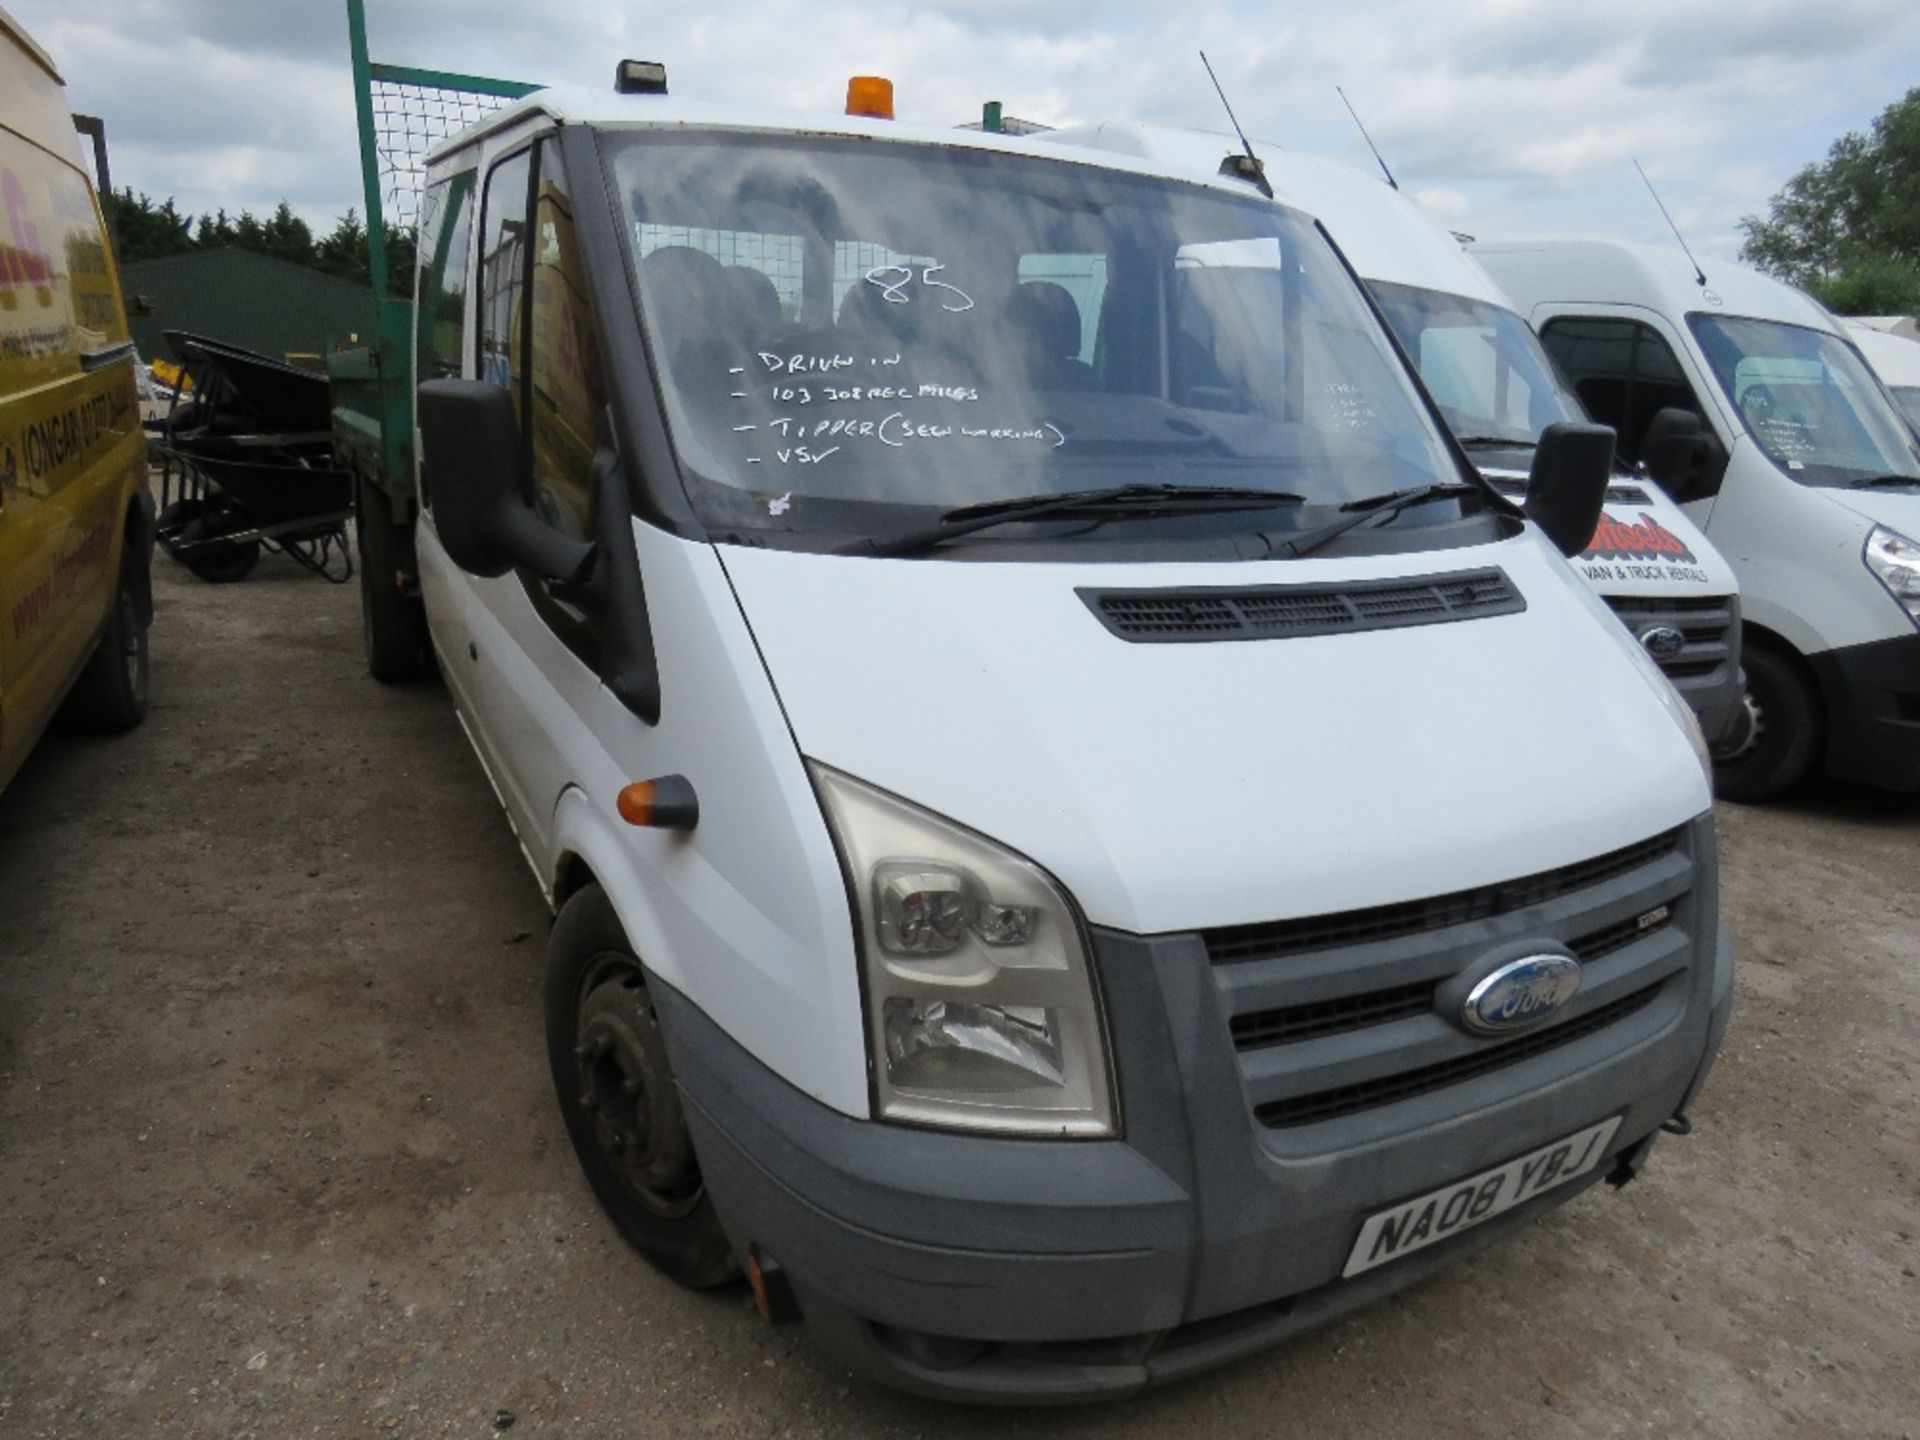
(9, 0), (1919, 262)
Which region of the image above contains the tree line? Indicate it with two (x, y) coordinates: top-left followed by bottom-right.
(104, 190), (415, 297)
(1742, 88), (1920, 314)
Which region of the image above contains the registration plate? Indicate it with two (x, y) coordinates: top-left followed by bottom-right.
(1342, 1116), (1622, 1278)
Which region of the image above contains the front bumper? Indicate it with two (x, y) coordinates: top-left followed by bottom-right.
(654, 839), (1734, 1403)
(1810, 631), (1920, 790)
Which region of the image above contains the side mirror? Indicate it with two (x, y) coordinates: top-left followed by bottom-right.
(417, 379), (594, 583)
(1524, 421), (1616, 558)
(1641, 406), (1729, 502)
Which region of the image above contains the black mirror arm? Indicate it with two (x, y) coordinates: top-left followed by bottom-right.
(490, 502), (596, 586)
(583, 445), (663, 725)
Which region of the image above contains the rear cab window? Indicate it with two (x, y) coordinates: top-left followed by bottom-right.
(1538, 317), (1700, 465)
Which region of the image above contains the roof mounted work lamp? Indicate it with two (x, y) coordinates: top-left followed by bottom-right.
(615, 59), (667, 94)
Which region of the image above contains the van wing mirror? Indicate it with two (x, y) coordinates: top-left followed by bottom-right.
(417, 379), (594, 583)
(1523, 421), (1616, 559)
(1641, 406), (1728, 502)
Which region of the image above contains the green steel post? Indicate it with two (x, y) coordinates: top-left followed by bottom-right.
(983, 100), (1003, 133)
(346, 0), (389, 301)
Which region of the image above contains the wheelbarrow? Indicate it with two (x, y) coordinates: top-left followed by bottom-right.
(153, 331), (355, 584)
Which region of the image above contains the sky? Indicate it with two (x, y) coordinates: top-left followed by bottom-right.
(12, 0), (1920, 263)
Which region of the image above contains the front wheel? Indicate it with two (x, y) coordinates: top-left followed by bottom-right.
(62, 554), (150, 733)
(544, 885), (739, 1288)
(1712, 645), (1820, 802)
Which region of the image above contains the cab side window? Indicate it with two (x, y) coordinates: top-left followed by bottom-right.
(1538, 317), (1701, 464)
(416, 171), (475, 382)
(527, 138), (611, 542)
(476, 148), (534, 411)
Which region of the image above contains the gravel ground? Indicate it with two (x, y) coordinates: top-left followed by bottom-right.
(1, 546), (1916, 1440)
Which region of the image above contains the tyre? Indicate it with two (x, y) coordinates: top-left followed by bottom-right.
(62, 552), (150, 734)
(355, 473), (434, 682)
(178, 515), (260, 584)
(544, 885), (739, 1288)
(1712, 644), (1820, 802)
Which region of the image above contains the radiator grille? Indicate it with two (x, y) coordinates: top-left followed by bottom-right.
(1604, 595), (1739, 691)
(1254, 983), (1666, 1128)
(1228, 904), (1675, 1051)
(1205, 829), (1682, 967)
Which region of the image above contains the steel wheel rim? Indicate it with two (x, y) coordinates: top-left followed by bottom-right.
(572, 953), (705, 1220)
(1717, 689), (1766, 767)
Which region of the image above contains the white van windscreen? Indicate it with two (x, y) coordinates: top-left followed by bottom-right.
(1689, 314), (1920, 487)
(605, 133), (1461, 538)
(1368, 281), (1583, 449)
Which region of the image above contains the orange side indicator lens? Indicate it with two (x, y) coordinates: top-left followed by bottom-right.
(616, 775), (700, 830)
(616, 782), (658, 826)
(846, 75), (895, 120)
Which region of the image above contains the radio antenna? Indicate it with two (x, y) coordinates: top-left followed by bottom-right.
(1199, 50), (1272, 198)
(1634, 159), (1708, 287)
(1336, 86), (1397, 190)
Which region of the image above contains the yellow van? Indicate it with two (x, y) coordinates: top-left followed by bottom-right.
(1, 5), (153, 795)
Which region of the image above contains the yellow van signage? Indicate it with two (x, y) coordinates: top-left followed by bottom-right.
(9, 516), (108, 641)
(14, 369), (133, 482)
(1, 121), (129, 392)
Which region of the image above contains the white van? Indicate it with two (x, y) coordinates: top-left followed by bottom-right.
(1846, 320), (1920, 435)
(403, 78), (1730, 1400)
(1042, 126), (1745, 750)
(1473, 239), (1920, 799)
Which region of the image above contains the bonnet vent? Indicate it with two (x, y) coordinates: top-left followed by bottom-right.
(1081, 568), (1524, 643)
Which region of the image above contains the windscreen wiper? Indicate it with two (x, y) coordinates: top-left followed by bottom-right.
(1453, 435), (1534, 450)
(841, 483), (1307, 558)
(1850, 473), (1920, 489)
(1272, 482), (1486, 560)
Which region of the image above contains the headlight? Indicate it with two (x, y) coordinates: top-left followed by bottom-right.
(1865, 524), (1920, 625)
(809, 763), (1115, 1137)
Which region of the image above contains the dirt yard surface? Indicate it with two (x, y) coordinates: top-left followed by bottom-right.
(2, 549), (1916, 1440)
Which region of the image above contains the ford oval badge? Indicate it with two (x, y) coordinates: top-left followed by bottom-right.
(1462, 955), (1582, 1035)
(1638, 624), (1687, 662)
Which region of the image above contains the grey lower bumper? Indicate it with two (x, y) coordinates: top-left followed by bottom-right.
(654, 911), (1734, 1404)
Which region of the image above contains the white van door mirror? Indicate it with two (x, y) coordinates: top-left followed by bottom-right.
(1642, 406), (1730, 502)
(1523, 421), (1616, 558)
(417, 379), (595, 584)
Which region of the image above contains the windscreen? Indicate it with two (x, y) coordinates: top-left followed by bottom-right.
(1689, 314), (1920, 486)
(604, 132), (1461, 539)
(1369, 281), (1582, 446)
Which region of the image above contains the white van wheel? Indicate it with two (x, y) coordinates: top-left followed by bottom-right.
(543, 885), (739, 1288)
(1712, 646), (1819, 802)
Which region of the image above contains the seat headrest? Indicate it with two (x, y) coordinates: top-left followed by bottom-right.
(640, 245), (735, 341)
(1006, 280), (1083, 361)
(725, 265), (784, 331)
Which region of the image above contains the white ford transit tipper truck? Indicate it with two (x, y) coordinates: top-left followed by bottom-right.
(1846, 321), (1920, 436)
(1473, 239), (1920, 800)
(1041, 126), (1745, 752)
(398, 75), (1731, 1401)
